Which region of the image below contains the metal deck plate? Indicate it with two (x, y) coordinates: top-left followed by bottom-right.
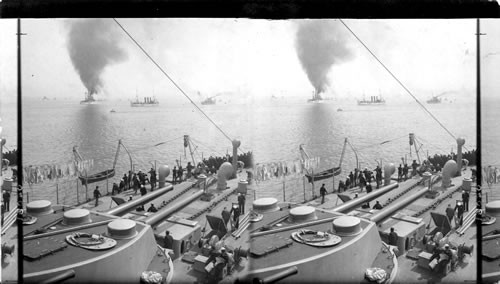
(483, 238), (500, 261)
(250, 234), (293, 257)
(24, 237), (68, 260)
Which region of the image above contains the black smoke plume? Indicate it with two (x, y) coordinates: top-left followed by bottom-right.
(295, 20), (353, 96)
(67, 19), (127, 94)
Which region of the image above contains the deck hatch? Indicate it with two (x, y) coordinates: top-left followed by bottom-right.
(430, 212), (451, 236)
(250, 234), (293, 257)
(206, 215), (227, 236)
(24, 237), (68, 261)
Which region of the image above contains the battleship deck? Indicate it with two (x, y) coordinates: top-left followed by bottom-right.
(157, 172), (254, 283)
(259, 167), (476, 283)
(19, 207), (161, 283)
(22, 211), (149, 274)
(246, 203), (391, 282)
(249, 210), (372, 269)
(482, 182), (500, 283)
(10, 168), (254, 283)
(94, 171), (254, 283)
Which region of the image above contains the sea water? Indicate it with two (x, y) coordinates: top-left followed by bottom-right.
(6, 96), (477, 204)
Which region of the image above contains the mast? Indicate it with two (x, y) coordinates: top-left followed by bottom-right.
(476, 18), (483, 279)
(17, 17), (24, 280)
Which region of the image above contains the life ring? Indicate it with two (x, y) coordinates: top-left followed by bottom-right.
(248, 212), (263, 223)
(291, 229), (341, 247)
(22, 215), (37, 225)
(66, 232), (117, 250)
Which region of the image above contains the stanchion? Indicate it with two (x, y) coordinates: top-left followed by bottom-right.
(303, 176), (306, 202)
(76, 180), (79, 204)
(282, 180), (285, 202)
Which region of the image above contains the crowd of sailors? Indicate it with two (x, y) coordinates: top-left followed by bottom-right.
(334, 157), (467, 194)
(104, 161), (219, 197)
(336, 164), (386, 194)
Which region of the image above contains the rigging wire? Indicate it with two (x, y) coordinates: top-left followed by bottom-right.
(127, 136), (184, 153)
(415, 136), (452, 156)
(356, 135), (407, 151)
(190, 137), (227, 157)
(66, 136), (185, 167)
(338, 19), (467, 150)
(113, 19), (234, 144)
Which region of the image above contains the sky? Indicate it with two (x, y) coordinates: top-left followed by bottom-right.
(0, 18), (499, 106)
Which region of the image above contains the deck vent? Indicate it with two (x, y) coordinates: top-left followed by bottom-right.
(332, 216), (362, 236)
(26, 200), (54, 216)
(62, 209), (91, 225)
(107, 219), (138, 239)
(289, 206), (317, 222)
(252, 198), (280, 214)
(486, 201), (500, 217)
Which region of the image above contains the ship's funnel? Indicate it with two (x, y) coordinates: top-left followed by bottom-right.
(456, 138), (465, 176)
(217, 162), (234, 190)
(442, 160), (458, 188)
(383, 163), (396, 186)
(158, 165), (170, 188)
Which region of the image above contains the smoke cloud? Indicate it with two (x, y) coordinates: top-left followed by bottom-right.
(295, 20), (354, 95)
(66, 19), (127, 94)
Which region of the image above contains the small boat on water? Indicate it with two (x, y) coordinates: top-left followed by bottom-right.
(110, 109), (116, 113)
